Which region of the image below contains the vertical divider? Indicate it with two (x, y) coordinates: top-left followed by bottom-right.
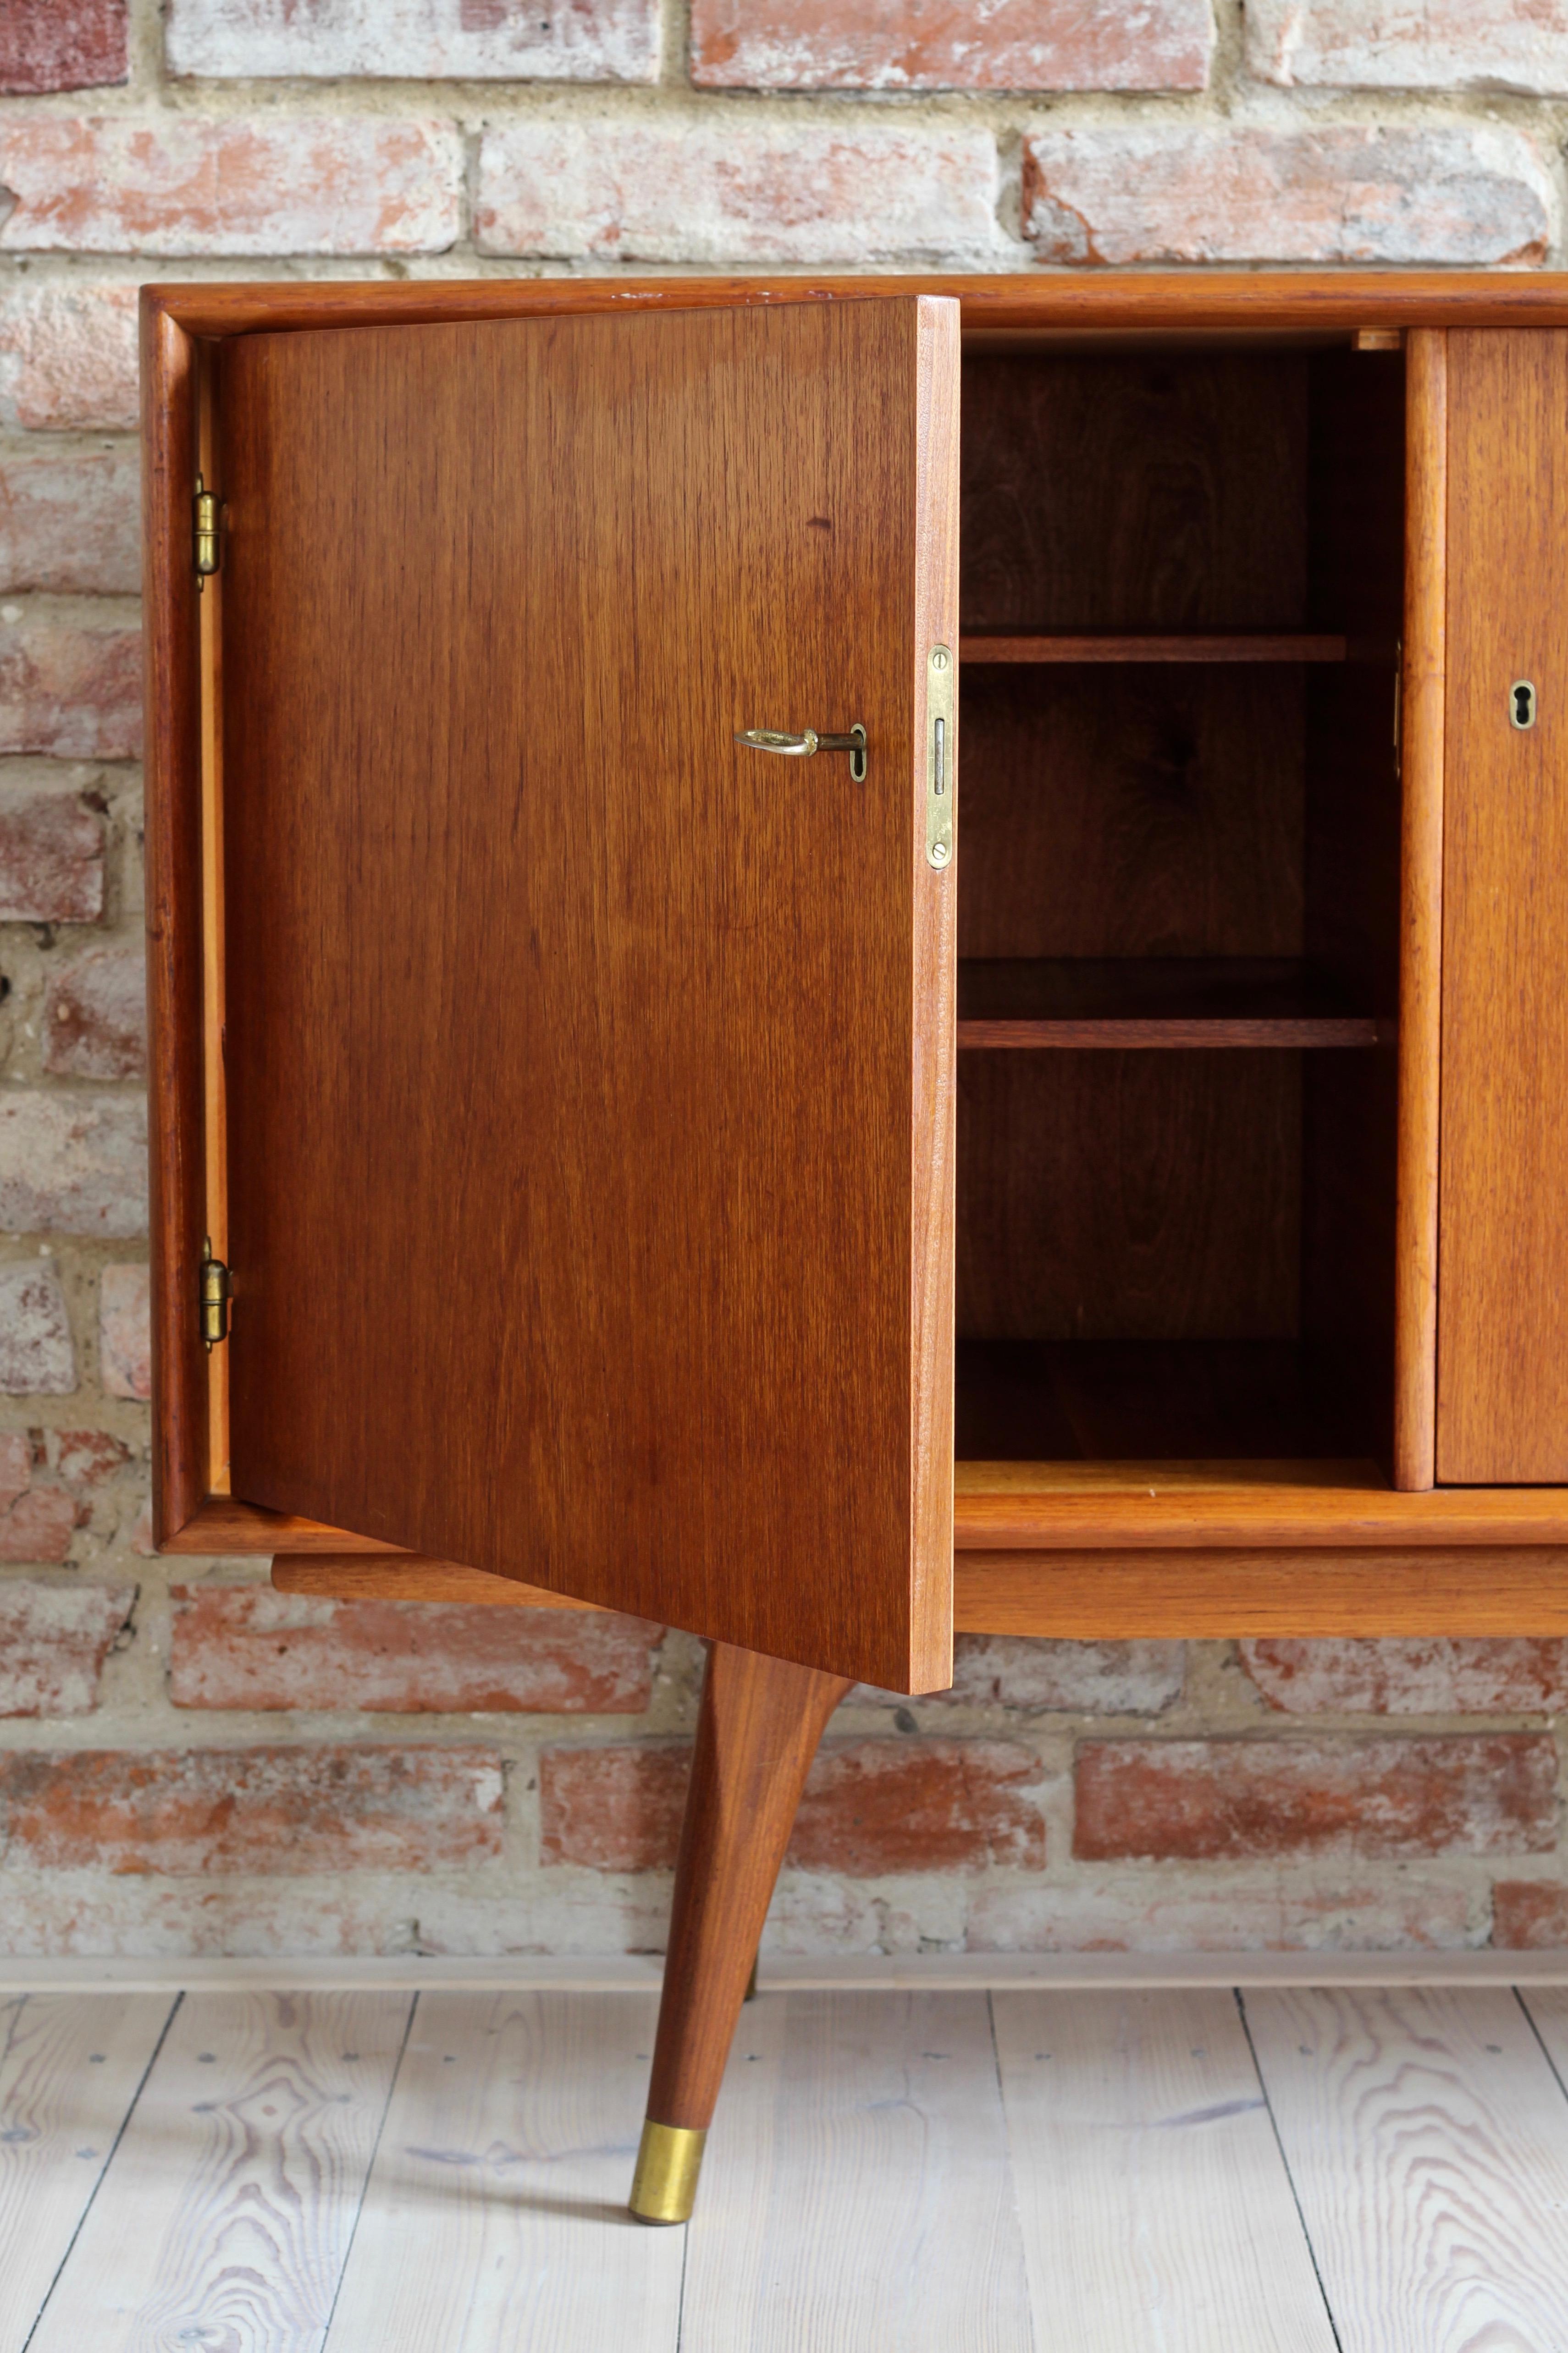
(1393, 329), (1447, 1490)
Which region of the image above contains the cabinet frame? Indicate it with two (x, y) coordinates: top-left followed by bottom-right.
(143, 272), (1568, 1630)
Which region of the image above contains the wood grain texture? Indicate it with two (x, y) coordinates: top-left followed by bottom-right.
(957, 1052), (1300, 1343)
(955, 665), (1305, 962)
(961, 351), (1307, 634)
(141, 296), (209, 1543)
(272, 1553), (603, 1608)
(1438, 330), (1568, 1483)
(144, 275), (1568, 345)
(0, 1992), (173, 2350)
(1394, 331), (1447, 1490)
(1518, 1987), (1568, 2091)
(961, 633), (1346, 663)
(1245, 1986), (1568, 2352)
(28, 1990), (409, 2353)
(952, 1462), (1568, 1549)
(646, 1644), (850, 2133)
(681, 1990), (1032, 2352)
(957, 959), (1378, 1049)
(161, 1497), (413, 1555)
(270, 1538), (1568, 1632)
(217, 298), (958, 1690)
(994, 1988), (1334, 2350)
(326, 1992), (684, 2353)
(954, 1544), (1568, 1634)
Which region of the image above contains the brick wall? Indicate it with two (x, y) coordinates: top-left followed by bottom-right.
(1, 0), (1566, 1961)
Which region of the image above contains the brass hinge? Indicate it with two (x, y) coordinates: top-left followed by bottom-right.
(199, 1242), (231, 1348)
(193, 474), (222, 586)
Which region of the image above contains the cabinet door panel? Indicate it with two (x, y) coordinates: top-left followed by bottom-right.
(1438, 329), (1568, 1483)
(219, 300), (958, 1689)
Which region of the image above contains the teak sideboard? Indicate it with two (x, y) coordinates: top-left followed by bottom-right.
(144, 271), (1568, 2219)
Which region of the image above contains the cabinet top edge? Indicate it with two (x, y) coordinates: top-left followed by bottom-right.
(140, 271), (1568, 343)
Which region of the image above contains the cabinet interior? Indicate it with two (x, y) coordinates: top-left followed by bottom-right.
(952, 339), (1407, 1469)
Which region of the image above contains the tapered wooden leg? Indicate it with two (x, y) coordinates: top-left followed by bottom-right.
(629, 1640), (850, 2223)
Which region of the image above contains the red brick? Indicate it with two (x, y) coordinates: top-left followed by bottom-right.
(0, 117), (463, 257)
(0, 281), (139, 431)
(1492, 1881), (1568, 1949)
(170, 1585), (662, 1714)
(0, 1488), (76, 1563)
(541, 1736), (1047, 1874)
(1248, 0), (1568, 93)
(0, 1259), (75, 1393)
(35, 1427), (131, 1490)
(0, 1579), (134, 1713)
(0, 1431), (77, 1564)
(1075, 1735), (1558, 1862)
(98, 1263), (149, 1397)
(0, 1744), (505, 1873)
(167, 0), (657, 81)
(790, 1739), (1047, 1873)
(0, 1091), (147, 1238)
(0, 0), (127, 92)
(475, 119), (999, 264)
(42, 945), (145, 1079)
(1242, 1636), (1568, 1717)
(540, 1743), (687, 1871)
(693, 0), (1211, 88)
(0, 606), (141, 760)
(0, 1429), (30, 1506)
(1022, 124), (1551, 266)
(0, 777), (105, 920)
(0, 445), (139, 596)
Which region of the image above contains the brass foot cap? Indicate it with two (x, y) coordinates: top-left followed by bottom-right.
(629, 2119), (706, 2224)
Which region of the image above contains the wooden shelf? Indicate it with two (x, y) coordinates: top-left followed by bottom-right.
(957, 959), (1383, 1049)
(959, 632), (1348, 664)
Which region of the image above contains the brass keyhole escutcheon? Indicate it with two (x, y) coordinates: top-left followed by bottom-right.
(1511, 679), (1538, 730)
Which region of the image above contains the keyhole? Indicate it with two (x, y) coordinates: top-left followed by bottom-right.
(1511, 679), (1538, 730)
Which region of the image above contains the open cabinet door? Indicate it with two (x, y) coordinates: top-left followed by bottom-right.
(216, 298), (959, 1692)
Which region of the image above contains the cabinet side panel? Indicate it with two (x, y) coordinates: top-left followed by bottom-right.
(1394, 329), (1447, 1489)
(1438, 330), (1568, 1482)
(141, 301), (209, 1540)
(908, 297), (960, 1693)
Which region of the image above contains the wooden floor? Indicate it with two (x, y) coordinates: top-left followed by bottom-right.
(5, 1982), (1568, 2349)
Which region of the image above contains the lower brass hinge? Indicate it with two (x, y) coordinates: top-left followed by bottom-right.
(193, 474), (222, 586)
(200, 1242), (231, 1348)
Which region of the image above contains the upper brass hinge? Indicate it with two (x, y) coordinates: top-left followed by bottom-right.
(193, 473), (222, 585)
(200, 1242), (231, 1348)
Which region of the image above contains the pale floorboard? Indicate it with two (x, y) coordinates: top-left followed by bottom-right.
(679, 1989), (1033, 2352)
(1519, 1985), (1568, 2093)
(0, 1990), (173, 2353)
(1244, 1985), (1568, 2353)
(26, 1990), (411, 2353)
(322, 1991), (685, 2353)
(993, 1988), (1336, 2352)
(16, 1982), (1568, 2348)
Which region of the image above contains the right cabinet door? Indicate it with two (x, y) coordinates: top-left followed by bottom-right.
(1438, 329), (1568, 1482)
